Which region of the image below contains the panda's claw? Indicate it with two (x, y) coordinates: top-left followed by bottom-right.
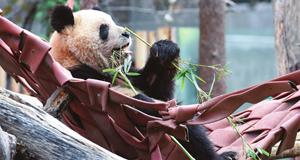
(219, 151), (238, 160)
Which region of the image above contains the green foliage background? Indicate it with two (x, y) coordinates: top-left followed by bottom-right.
(2, 0), (79, 40)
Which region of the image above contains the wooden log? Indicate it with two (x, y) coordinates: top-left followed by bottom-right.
(270, 133), (300, 159)
(43, 86), (73, 120)
(0, 87), (125, 160)
(0, 126), (17, 160)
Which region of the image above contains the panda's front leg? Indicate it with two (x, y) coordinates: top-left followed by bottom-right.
(129, 39), (180, 101)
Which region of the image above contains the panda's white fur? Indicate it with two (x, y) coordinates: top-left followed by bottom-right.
(50, 9), (131, 72)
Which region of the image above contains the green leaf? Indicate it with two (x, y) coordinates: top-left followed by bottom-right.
(208, 74), (215, 99)
(218, 71), (222, 82)
(191, 67), (197, 71)
(34, 11), (44, 20)
(127, 72), (140, 76)
(45, 1), (57, 7)
(127, 61), (132, 73)
(112, 71), (119, 84)
(124, 59), (128, 73)
(103, 68), (117, 72)
(191, 72), (202, 92)
(181, 76), (186, 91)
(194, 74), (206, 83)
(223, 62), (230, 69)
(173, 71), (185, 80)
(257, 148), (269, 156)
(124, 83), (130, 87)
(248, 150), (256, 159)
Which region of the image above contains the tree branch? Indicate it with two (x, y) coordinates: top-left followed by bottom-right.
(0, 87), (124, 160)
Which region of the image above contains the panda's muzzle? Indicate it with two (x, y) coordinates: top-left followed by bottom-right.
(113, 43), (132, 55)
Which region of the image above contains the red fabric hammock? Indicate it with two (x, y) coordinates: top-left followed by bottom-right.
(1, 10), (300, 160)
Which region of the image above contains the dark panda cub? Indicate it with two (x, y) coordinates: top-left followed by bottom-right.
(50, 5), (237, 160)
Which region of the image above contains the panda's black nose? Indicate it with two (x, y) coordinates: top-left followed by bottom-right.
(122, 31), (130, 38)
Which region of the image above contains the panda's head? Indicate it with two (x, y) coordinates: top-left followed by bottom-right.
(49, 5), (132, 71)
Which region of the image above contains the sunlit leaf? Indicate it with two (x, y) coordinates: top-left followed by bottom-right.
(218, 71), (222, 82)
(257, 148), (269, 156)
(194, 74), (206, 83)
(181, 76), (186, 91)
(127, 72), (140, 76)
(103, 68), (116, 72)
(127, 61), (132, 73)
(124, 59), (128, 73)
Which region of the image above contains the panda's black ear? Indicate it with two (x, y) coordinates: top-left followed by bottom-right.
(92, 5), (101, 11)
(50, 5), (74, 33)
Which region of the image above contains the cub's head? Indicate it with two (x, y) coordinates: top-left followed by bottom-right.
(49, 5), (132, 71)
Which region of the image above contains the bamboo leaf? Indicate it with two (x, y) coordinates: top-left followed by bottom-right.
(127, 61), (132, 73)
(218, 71), (222, 82)
(124, 83), (130, 87)
(112, 71), (119, 84)
(257, 148), (269, 156)
(208, 74), (216, 100)
(173, 71), (185, 80)
(191, 67), (197, 71)
(124, 59), (128, 73)
(181, 76), (186, 91)
(194, 74), (206, 83)
(103, 68), (117, 72)
(127, 72), (140, 76)
(191, 72), (202, 92)
(223, 62), (230, 69)
(257, 148), (262, 154)
(249, 150), (256, 159)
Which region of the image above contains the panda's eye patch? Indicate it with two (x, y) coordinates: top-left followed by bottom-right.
(100, 24), (109, 40)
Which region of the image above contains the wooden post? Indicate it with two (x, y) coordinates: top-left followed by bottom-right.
(0, 67), (5, 89)
(10, 77), (19, 93)
(148, 31), (156, 47)
(273, 0), (300, 76)
(157, 27), (176, 42)
(135, 31), (148, 69)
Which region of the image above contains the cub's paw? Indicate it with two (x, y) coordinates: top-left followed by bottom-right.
(150, 39), (180, 65)
(219, 151), (238, 160)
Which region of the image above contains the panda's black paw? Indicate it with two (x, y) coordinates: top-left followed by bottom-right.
(219, 151), (238, 160)
(150, 39), (180, 66)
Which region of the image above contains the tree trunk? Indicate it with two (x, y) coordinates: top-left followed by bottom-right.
(0, 87), (124, 160)
(273, 0), (300, 76)
(198, 0), (226, 98)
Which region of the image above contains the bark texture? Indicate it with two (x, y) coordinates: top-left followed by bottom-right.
(0, 88), (124, 160)
(273, 0), (300, 76)
(199, 0), (226, 98)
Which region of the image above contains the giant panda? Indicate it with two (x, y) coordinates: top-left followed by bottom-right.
(49, 5), (237, 160)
